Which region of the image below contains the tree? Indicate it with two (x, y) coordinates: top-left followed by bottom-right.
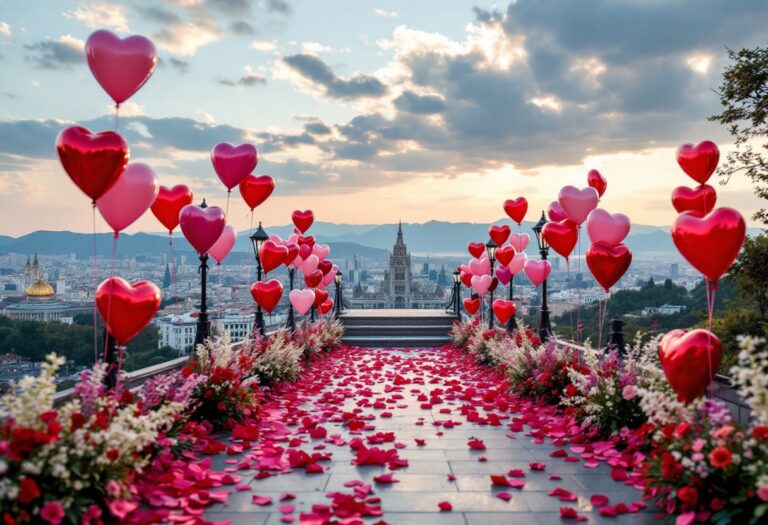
(728, 233), (768, 318)
(710, 47), (768, 224)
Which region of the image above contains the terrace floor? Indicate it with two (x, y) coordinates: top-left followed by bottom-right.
(204, 347), (656, 524)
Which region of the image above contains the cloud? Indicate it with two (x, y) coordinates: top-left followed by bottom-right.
(217, 67), (267, 87)
(251, 40), (277, 52)
(157, 57), (191, 73)
(153, 20), (221, 55)
(0, 21), (11, 37)
(136, 6), (183, 24)
(206, 0), (252, 16)
(268, 0), (291, 16)
(230, 21), (256, 35)
(301, 42), (332, 54)
(64, 1), (129, 33)
(374, 8), (398, 18)
(280, 53), (389, 100)
(393, 91), (446, 114)
(24, 35), (85, 70)
(304, 122), (332, 135)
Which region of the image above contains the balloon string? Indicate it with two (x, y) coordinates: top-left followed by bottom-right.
(114, 103), (119, 131)
(597, 292), (603, 351)
(247, 211), (254, 286)
(169, 233), (182, 316)
(102, 235), (118, 362)
(114, 346), (125, 395)
(566, 259), (574, 342)
(576, 227), (582, 344)
(92, 205), (98, 364)
(706, 279), (717, 398)
(216, 263), (222, 318)
(225, 191), (231, 220)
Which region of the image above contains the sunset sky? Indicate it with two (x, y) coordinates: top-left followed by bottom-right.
(0, 0), (766, 236)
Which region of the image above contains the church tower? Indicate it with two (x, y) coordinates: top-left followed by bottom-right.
(388, 222), (412, 308)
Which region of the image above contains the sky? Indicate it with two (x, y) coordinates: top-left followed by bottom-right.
(0, 0), (766, 237)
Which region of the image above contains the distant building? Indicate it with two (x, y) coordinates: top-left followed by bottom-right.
(157, 311), (286, 351)
(670, 263), (679, 279)
(641, 304), (686, 317)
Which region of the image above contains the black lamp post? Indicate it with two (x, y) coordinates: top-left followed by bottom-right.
(452, 269), (462, 321)
(506, 270), (516, 333)
(334, 272), (342, 319)
(286, 265), (296, 332)
(194, 199), (212, 347)
(486, 239), (497, 329)
(532, 211), (553, 341)
(249, 222), (269, 337)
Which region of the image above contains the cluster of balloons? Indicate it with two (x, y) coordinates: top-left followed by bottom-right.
(659, 140), (746, 404)
(250, 210), (338, 318)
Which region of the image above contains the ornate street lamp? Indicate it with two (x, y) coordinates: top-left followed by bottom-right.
(452, 269), (461, 321)
(532, 211), (553, 341)
(194, 199), (212, 347)
(334, 271), (342, 319)
(249, 222), (269, 337)
(486, 239), (497, 329)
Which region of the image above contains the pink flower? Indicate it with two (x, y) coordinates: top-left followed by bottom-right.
(692, 438), (706, 452)
(40, 501), (65, 525)
(714, 425), (734, 438)
(81, 504), (103, 525)
(106, 480), (121, 498)
(621, 385), (636, 400)
(759, 487), (768, 502)
(107, 500), (138, 520)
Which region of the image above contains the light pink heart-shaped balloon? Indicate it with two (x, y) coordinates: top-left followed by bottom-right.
(586, 208), (631, 246)
(458, 264), (471, 274)
(288, 234), (299, 244)
(179, 204), (226, 255)
(469, 257), (490, 276)
(507, 252), (527, 275)
(208, 225), (237, 264)
(471, 274), (493, 295)
(289, 289), (316, 315)
(290, 256), (303, 269)
(495, 265), (511, 285)
(97, 162), (158, 234)
(211, 142), (258, 190)
(508, 233), (530, 253)
(321, 271), (336, 287)
(558, 185), (599, 225)
(524, 259), (552, 287)
(313, 244), (330, 260)
(268, 234), (284, 245)
(86, 30), (157, 105)
(548, 200), (569, 222)
(300, 254), (319, 276)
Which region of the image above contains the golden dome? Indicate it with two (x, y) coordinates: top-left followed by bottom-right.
(25, 277), (55, 298)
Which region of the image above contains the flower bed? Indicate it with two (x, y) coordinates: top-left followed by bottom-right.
(0, 319), (343, 524)
(450, 318), (768, 524)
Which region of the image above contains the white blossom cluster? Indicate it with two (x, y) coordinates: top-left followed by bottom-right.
(252, 330), (303, 386)
(731, 336), (768, 426)
(0, 353), (64, 428)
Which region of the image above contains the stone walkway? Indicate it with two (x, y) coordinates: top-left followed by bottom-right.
(205, 347), (656, 524)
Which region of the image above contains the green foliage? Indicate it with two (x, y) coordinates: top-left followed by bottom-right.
(729, 234), (768, 317)
(710, 46), (768, 224)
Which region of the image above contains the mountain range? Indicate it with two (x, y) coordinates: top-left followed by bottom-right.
(0, 221), (762, 260)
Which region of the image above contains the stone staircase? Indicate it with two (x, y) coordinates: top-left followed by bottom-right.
(340, 309), (456, 348)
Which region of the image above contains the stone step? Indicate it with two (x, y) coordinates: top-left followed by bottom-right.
(341, 316), (455, 327)
(344, 324), (452, 336)
(342, 335), (450, 348)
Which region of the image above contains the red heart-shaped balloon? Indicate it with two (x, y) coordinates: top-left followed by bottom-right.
(671, 207), (745, 284)
(284, 243), (299, 266)
(542, 219), (578, 260)
(676, 141), (719, 184)
(260, 240), (289, 274)
(467, 242), (486, 258)
(313, 289), (329, 308)
(305, 269), (323, 288)
(293, 210), (314, 233)
(86, 30), (157, 105)
(239, 174), (274, 211)
(460, 272), (473, 288)
(96, 277), (161, 345)
(151, 185), (193, 233)
(318, 260), (333, 275)
(488, 277), (499, 293)
(492, 299), (516, 324)
(298, 235), (316, 247)
(463, 296), (480, 315)
(587, 169), (607, 197)
(298, 244), (312, 260)
(212, 142), (258, 190)
(658, 329), (722, 404)
(179, 205), (226, 255)
(671, 184), (717, 215)
(495, 245), (516, 266)
(503, 197), (528, 224)
(586, 241), (632, 292)
(251, 279), (284, 313)
(489, 224), (511, 246)
(56, 126), (129, 202)
(318, 298), (334, 315)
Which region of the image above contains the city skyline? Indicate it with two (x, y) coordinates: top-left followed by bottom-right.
(1, 0), (767, 237)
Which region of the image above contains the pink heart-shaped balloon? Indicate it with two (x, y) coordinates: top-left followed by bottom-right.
(298, 244), (312, 260)
(495, 265), (512, 285)
(179, 205), (226, 255)
(97, 162), (159, 234)
(548, 200), (569, 222)
(586, 208), (631, 246)
(86, 30), (157, 105)
(558, 185), (599, 225)
(508, 233), (529, 253)
(321, 270), (336, 287)
(208, 225), (237, 264)
(507, 252), (527, 275)
(290, 289), (316, 316)
(313, 244), (330, 260)
(300, 254), (320, 276)
(524, 259), (551, 287)
(471, 274), (492, 295)
(211, 142), (258, 190)
(469, 257), (490, 276)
